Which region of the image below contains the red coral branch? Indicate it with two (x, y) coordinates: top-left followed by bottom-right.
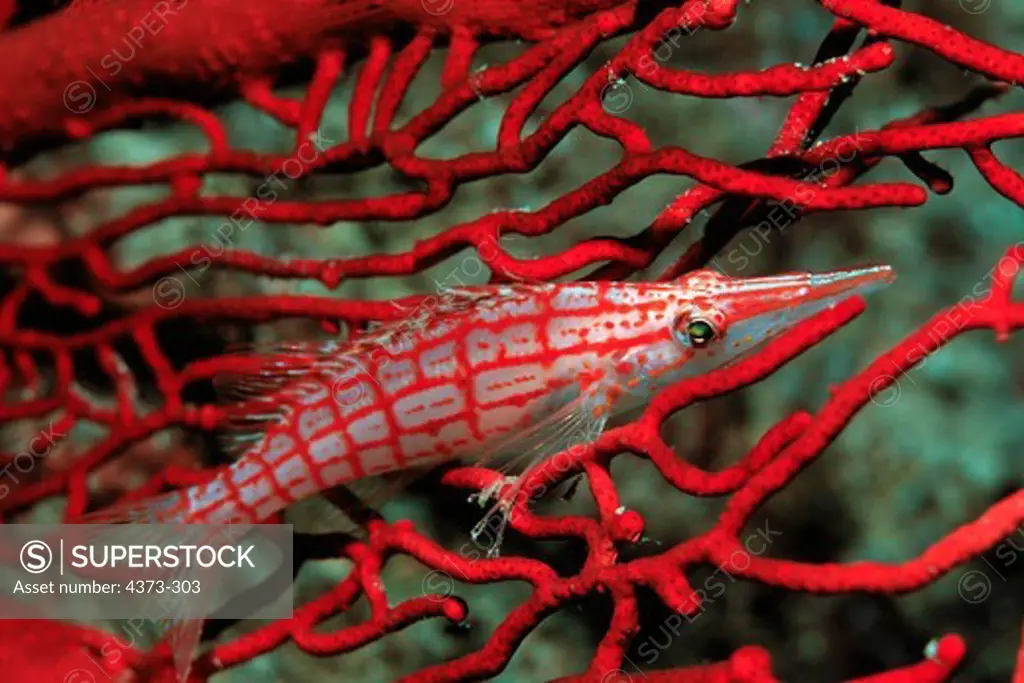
(0, 0), (1021, 681)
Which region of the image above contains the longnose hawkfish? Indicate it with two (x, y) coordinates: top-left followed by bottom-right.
(89, 265), (893, 538)
(80, 266), (892, 679)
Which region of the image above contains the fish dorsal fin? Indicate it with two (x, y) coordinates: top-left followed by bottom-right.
(214, 340), (349, 398)
(212, 284), (552, 460)
(213, 340), (362, 459)
(385, 284), (549, 323)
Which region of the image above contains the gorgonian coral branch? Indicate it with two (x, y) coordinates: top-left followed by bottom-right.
(0, 0), (1021, 681)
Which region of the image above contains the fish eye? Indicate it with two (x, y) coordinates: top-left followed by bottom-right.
(685, 319), (718, 348)
(673, 307), (726, 349)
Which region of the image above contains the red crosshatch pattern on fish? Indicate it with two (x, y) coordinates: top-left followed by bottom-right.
(86, 268), (894, 529)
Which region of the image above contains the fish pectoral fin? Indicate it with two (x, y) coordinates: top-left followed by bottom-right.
(469, 383), (611, 524)
(470, 492), (517, 558)
(461, 385), (610, 557)
(475, 384), (610, 482)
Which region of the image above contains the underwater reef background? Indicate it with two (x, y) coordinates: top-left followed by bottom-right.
(0, 0), (1021, 681)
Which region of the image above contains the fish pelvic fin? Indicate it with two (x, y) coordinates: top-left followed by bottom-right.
(286, 464), (439, 537)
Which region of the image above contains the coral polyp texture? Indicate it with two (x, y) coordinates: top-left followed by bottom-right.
(0, 0), (1021, 681)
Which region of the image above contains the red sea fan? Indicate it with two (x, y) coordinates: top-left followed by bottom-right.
(0, 0), (1022, 681)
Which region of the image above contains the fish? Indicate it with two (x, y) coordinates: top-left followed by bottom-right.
(79, 265), (894, 678)
(91, 265), (897, 532)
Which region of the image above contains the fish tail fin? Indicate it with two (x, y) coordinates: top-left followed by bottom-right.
(75, 496), (228, 682)
(164, 614), (206, 682)
(136, 616), (206, 683)
(153, 519), (232, 683)
(73, 487), (210, 680)
(159, 520), (242, 683)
